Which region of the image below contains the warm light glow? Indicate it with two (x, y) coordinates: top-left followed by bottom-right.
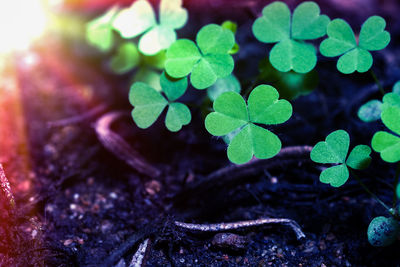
(0, 0), (48, 53)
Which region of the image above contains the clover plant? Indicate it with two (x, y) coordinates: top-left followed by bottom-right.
(165, 24), (235, 89)
(320, 16), (390, 74)
(130, 72), (191, 132)
(87, 0), (397, 247)
(86, 6), (119, 52)
(205, 85), (292, 164)
(112, 0), (188, 56)
(372, 104), (400, 163)
(358, 81), (400, 122)
(252, 1), (329, 73)
(311, 130), (371, 187)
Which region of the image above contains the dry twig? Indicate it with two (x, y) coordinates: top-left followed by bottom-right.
(175, 217), (306, 240)
(94, 111), (160, 177)
(129, 238), (150, 267)
(47, 104), (108, 128)
(0, 163), (15, 209)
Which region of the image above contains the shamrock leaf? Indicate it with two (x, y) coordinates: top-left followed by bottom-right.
(110, 43), (140, 74)
(320, 16), (390, 74)
(165, 24), (235, 89)
(207, 74), (241, 101)
(311, 130), (371, 187)
(252, 1), (329, 73)
(130, 72), (191, 132)
(358, 81), (400, 122)
(221, 20), (240, 54)
(372, 106), (400, 163)
(358, 100), (382, 123)
(86, 6), (119, 52)
(205, 85), (292, 164)
(112, 0), (188, 55)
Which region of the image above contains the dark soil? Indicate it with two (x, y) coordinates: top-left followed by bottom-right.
(1, 0), (400, 266)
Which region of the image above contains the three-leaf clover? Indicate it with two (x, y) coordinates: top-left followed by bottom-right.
(311, 130), (371, 187)
(372, 105), (400, 163)
(130, 72), (191, 132)
(320, 16), (390, 74)
(252, 1), (329, 73)
(358, 81), (400, 122)
(112, 0), (188, 55)
(205, 85), (292, 164)
(165, 24), (235, 89)
(86, 6), (119, 52)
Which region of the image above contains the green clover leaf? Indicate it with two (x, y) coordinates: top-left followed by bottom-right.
(130, 72), (191, 132)
(311, 130), (371, 187)
(112, 0), (188, 55)
(320, 16), (390, 74)
(165, 24), (235, 89)
(110, 42), (140, 74)
(205, 85), (292, 164)
(372, 106), (400, 163)
(221, 20), (240, 54)
(252, 1), (329, 73)
(86, 6), (119, 52)
(207, 74), (241, 102)
(358, 100), (382, 123)
(358, 81), (400, 122)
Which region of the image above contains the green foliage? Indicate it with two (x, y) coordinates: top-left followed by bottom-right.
(252, 1), (329, 73)
(258, 59), (318, 100)
(358, 81), (400, 122)
(110, 42), (140, 74)
(367, 216), (399, 247)
(130, 72), (191, 132)
(311, 130), (371, 187)
(372, 105), (400, 163)
(320, 16), (390, 74)
(221, 20), (240, 54)
(358, 100), (382, 123)
(207, 74), (241, 101)
(205, 85), (292, 164)
(86, 6), (119, 52)
(165, 24), (235, 89)
(112, 0), (188, 55)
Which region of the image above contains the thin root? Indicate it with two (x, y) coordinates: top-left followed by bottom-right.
(94, 111), (160, 178)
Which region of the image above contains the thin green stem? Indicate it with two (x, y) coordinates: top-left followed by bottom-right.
(350, 170), (390, 211)
(370, 70), (385, 96)
(392, 163), (400, 208)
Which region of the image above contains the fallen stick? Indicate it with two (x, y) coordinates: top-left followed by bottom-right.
(0, 163), (15, 209)
(181, 146), (312, 195)
(94, 111), (161, 178)
(47, 104), (108, 128)
(175, 217), (306, 240)
(129, 238), (150, 267)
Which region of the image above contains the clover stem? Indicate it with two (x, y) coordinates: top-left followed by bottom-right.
(369, 70), (385, 95)
(350, 170), (390, 212)
(392, 163), (400, 208)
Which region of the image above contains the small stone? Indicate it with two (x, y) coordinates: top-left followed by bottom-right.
(63, 239), (73, 246)
(145, 180), (162, 196)
(211, 233), (249, 251)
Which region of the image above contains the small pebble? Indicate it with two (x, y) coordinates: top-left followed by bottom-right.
(212, 233), (249, 251)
